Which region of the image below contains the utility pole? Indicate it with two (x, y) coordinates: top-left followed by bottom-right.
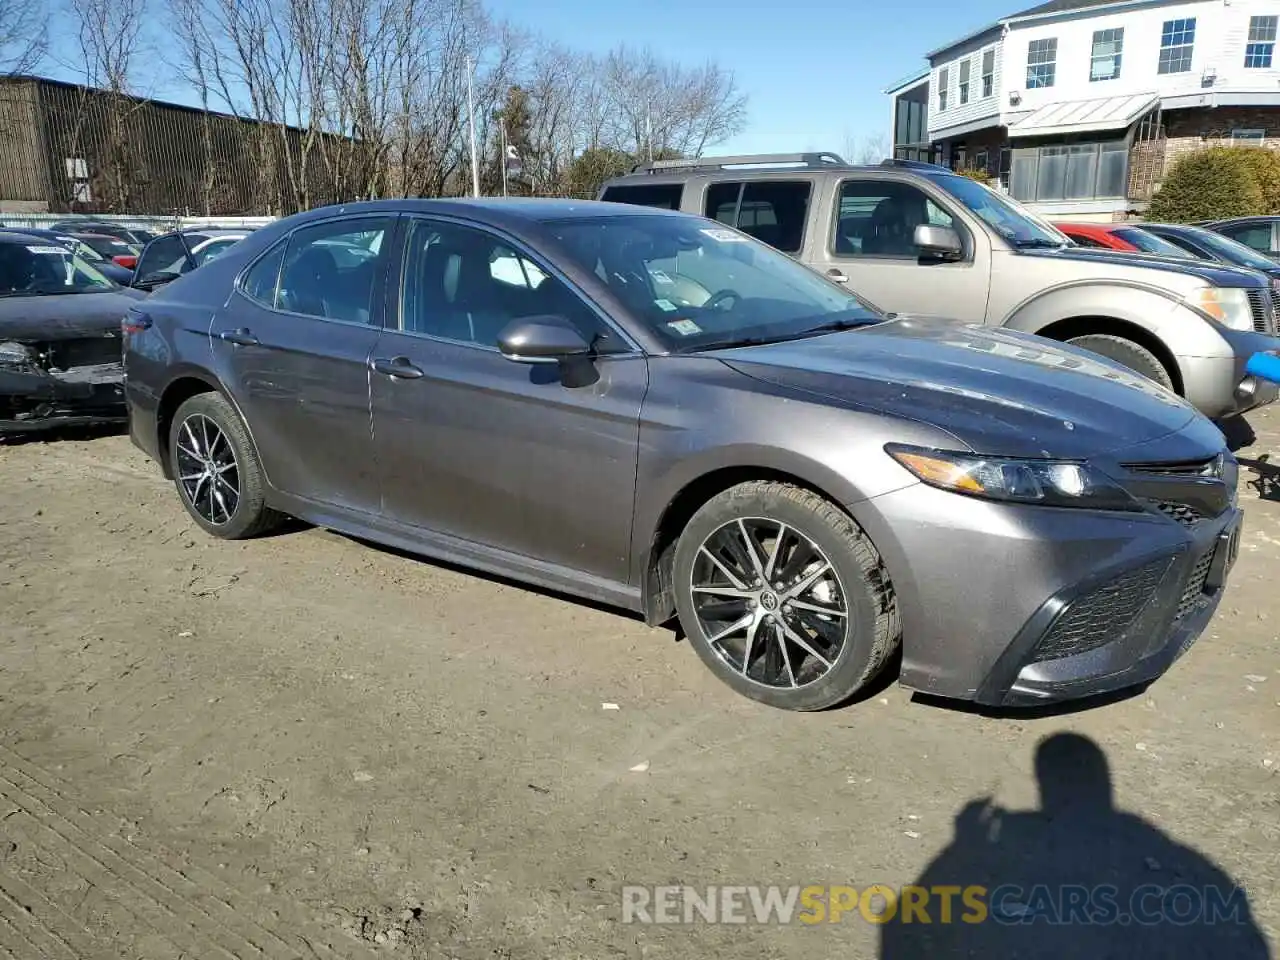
(500, 118), (509, 197)
(465, 55), (480, 197)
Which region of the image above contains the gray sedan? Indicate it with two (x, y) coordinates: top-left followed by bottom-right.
(122, 199), (1243, 712)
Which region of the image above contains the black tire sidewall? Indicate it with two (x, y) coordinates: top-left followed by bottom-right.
(1067, 334), (1173, 390)
(673, 485), (886, 711)
(167, 393), (265, 539)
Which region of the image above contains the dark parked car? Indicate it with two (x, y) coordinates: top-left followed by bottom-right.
(71, 232), (142, 270)
(124, 199), (1245, 712)
(0, 231), (143, 433)
(1141, 222), (1280, 281)
(1201, 216), (1280, 261)
(131, 228), (252, 290)
(0, 227), (135, 285)
(48, 220), (156, 246)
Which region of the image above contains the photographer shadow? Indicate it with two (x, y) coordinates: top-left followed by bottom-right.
(879, 732), (1271, 959)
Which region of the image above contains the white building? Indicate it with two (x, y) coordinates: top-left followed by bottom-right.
(886, 0), (1280, 219)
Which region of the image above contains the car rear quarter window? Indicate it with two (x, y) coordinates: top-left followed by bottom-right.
(240, 239), (288, 307)
(702, 180), (811, 254)
(599, 183), (684, 209)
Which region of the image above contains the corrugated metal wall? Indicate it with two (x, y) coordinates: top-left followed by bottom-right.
(0, 79), (365, 216)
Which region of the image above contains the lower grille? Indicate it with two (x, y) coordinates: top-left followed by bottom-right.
(1155, 500), (1205, 526)
(44, 336), (123, 370)
(1034, 559), (1168, 662)
(1247, 289), (1269, 333)
(1175, 550), (1215, 621)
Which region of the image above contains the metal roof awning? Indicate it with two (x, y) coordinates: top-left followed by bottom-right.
(1007, 92), (1158, 138)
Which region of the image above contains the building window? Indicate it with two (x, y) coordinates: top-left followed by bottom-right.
(981, 49), (995, 98)
(1009, 140), (1128, 203)
(1232, 128), (1266, 142)
(959, 59), (970, 105)
(1027, 38), (1057, 88)
(1158, 18), (1196, 74)
(938, 67), (949, 111)
(1090, 28), (1124, 81)
(1245, 15), (1277, 69)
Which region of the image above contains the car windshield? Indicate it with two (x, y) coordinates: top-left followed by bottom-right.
(1185, 226), (1279, 271)
(544, 214), (885, 351)
(0, 240), (118, 296)
(1111, 227), (1196, 258)
(931, 174), (1070, 248)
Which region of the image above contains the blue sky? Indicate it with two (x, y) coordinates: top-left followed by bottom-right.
(42, 0), (1014, 153)
(483, 0), (1012, 153)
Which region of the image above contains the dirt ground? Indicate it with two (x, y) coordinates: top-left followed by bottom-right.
(0, 405), (1277, 959)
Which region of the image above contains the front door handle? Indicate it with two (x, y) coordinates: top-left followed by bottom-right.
(219, 327), (260, 347)
(372, 357), (424, 379)
(826, 269), (849, 283)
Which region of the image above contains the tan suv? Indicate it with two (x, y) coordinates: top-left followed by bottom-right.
(598, 153), (1280, 421)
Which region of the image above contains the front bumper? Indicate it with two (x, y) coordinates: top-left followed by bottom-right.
(1181, 329), (1280, 419)
(851, 483), (1241, 707)
(0, 362), (126, 433)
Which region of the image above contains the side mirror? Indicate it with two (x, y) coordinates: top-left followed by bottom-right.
(914, 223), (964, 260)
(497, 316), (591, 364)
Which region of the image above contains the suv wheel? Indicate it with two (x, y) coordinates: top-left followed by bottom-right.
(672, 480), (901, 711)
(1066, 334), (1174, 391)
(168, 392), (283, 539)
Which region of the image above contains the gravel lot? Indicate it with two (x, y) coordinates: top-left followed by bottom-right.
(0, 407), (1277, 959)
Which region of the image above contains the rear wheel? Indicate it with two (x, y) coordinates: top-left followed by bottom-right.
(672, 480), (901, 711)
(1065, 333), (1175, 391)
(167, 392), (282, 539)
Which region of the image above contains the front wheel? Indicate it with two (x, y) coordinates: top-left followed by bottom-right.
(672, 481), (901, 711)
(167, 392), (283, 539)
(1066, 334), (1175, 391)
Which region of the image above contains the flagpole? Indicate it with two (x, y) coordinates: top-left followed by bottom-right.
(465, 55), (480, 197)
(500, 119), (509, 197)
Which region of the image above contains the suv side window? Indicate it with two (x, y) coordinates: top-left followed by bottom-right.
(399, 218), (625, 352)
(134, 235), (189, 284)
(1218, 222), (1274, 253)
(832, 180), (956, 258)
(702, 180), (811, 254)
(277, 217), (394, 324)
(599, 183), (684, 209)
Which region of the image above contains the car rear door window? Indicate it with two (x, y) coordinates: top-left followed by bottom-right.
(277, 217), (395, 324)
(833, 180), (955, 258)
(599, 183), (684, 209)
(701, 180), (811, 254)
(1219, 222), (1274, 254)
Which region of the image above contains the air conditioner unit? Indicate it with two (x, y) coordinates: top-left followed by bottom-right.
(1202, 66), (1217, 85)
(1009, 90), (1022, 106)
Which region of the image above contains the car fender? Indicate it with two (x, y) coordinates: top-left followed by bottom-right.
(149, 362), (268, 483)
(999, 279), (1233, 361)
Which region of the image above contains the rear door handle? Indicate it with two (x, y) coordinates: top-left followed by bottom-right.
(826, 269), (849, 283)
(372, 357), (424, 379)
(219, 327), (260, 347)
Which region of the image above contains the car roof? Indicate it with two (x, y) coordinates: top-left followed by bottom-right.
(1203, 215), (1279, 226)
(0, 230), (73, 245)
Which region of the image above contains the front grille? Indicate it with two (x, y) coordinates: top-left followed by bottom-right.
(1272, 288), (1280, 319)
(1247, 289), (1269, 332)
(43, 336), (123, 370)
(1175, 550), (1215, 621)
(1155, 500), (1204, 526)
(1034, 559), (1168, 662)
(1125, 457), (1219, 478)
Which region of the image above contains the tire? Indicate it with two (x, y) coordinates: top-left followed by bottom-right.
(1065, 333), (1175, 391)
(672, 480), (901, 711)
(167, 392), (283, 539)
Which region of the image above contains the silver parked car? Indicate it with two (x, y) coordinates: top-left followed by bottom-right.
(599, 154), (1280, 421)
(124, 199), (1242, 711)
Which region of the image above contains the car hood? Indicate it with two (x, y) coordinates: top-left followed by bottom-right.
(0, 287), (145, 341)
(1027, 244), (1268, 287)
(712, 315), (1206, 460)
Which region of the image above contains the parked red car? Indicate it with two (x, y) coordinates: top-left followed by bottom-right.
(1053, 222), (1196, 259)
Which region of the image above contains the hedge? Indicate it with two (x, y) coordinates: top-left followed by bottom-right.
(1147, 145), (1280, 222)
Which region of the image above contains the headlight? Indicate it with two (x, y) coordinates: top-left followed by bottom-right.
(1185, 286), (1254, 331)
(885, 444), (1142, 511)
(0, 341), (34, 368)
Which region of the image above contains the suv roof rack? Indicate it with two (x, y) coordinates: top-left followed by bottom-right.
(629, 151), (848, 174)
(879, 158), (951, 172)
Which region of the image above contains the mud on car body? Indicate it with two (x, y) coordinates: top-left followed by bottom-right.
(0, 231), (144, 433)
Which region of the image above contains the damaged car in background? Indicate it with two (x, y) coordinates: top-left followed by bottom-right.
(0, 230), (143, 434)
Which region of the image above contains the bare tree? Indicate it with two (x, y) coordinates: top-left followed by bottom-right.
(856, 133), (888, 164)
(0, 0), (46, 75)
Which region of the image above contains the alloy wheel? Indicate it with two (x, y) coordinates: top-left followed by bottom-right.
(689, 517), (849, 688)
(174, 413), (240, 525)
